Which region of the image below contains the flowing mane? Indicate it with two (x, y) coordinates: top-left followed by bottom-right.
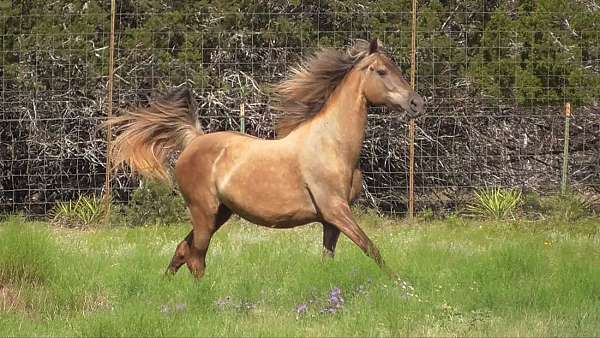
(272, 40), (376, 137)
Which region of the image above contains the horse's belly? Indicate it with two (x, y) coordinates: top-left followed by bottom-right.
(235, 204), (318, 228)
(217, 168), (318, 227)
(222, 186), (318, 227)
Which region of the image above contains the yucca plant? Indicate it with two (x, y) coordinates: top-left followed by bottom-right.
(466, 187), (522, 220)
(50, 195), (106, 228)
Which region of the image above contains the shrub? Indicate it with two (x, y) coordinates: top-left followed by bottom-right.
(466, 187), (522, 220)
(521, 191), (596, 223)
(521, 192), (544, 216)
(124, 181), (188, 227)
(418, 208), (435, 222)
(541, 192), (593, 222)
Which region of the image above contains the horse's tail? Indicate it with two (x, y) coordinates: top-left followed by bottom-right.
(106, 87), (202, 184)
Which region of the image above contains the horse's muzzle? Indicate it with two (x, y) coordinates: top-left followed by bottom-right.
(406, 93), (425, 119)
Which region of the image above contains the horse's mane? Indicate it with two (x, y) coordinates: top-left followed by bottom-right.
(272, 40), (377, 137)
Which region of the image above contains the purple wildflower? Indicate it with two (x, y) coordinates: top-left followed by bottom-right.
(296, 303), (308, 314)
(329, 287), (345, 307)
(320, 287), (345, 314)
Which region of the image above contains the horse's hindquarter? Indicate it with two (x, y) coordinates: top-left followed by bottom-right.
(192, 133), (318, 227)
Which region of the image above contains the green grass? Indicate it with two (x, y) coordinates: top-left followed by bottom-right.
(0, 214), (599, 336)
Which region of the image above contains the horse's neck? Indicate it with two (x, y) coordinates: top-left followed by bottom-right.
(313, 70), (368, 167)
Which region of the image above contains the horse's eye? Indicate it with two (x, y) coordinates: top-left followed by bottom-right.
(377, 69), (387, 76)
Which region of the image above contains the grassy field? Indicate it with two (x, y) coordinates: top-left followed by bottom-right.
(0, 214), (599, 336)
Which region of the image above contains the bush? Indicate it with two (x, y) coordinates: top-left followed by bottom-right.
(124, 181), (188, 227)
(418, 208), (435, 222)
(541, 193), (594, 222)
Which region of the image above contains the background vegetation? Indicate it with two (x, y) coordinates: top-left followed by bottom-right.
(1, 0), (599, 216)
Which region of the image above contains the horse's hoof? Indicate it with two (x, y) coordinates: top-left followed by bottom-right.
(321, 248), (336, 261)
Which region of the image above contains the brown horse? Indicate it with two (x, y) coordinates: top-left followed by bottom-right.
(108, 39), (424, 279)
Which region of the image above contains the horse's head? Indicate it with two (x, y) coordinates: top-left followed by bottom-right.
(360, 39), (425, 119)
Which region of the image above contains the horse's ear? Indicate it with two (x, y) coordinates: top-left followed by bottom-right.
(369, 38), (382, 54)
(369, 39), (378, 54)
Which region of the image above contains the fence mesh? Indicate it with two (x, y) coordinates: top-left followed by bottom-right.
(1, 1), (599, 217)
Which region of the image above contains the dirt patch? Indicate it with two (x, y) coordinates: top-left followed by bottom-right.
(0, 285), (26, 313)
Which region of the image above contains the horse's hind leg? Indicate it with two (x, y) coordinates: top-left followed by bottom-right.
(186, 203), (232, 279)
(166, 203), (231, 278)
(166, 231), (192, 275)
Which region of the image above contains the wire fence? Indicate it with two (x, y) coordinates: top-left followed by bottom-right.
(1, 2), (599, 217)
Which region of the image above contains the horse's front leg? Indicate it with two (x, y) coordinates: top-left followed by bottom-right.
(349, 169), (363, 204)
(322, 168), (362, 260)
(322, 222), (340, 259)
(316, 195), (390, 275)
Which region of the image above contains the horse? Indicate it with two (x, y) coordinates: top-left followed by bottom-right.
(108, 39), (425, 279)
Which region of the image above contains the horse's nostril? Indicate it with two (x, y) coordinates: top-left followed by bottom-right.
(410, 96), (424, 112)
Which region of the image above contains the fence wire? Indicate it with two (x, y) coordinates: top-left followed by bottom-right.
(1, 2), (599, 217)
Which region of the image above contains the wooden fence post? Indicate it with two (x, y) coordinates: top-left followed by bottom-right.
(408, 0), (417, 222)
(240, 103), (245, 133)
(561, 102), (572, 195)
(103, 0), (116, 224)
